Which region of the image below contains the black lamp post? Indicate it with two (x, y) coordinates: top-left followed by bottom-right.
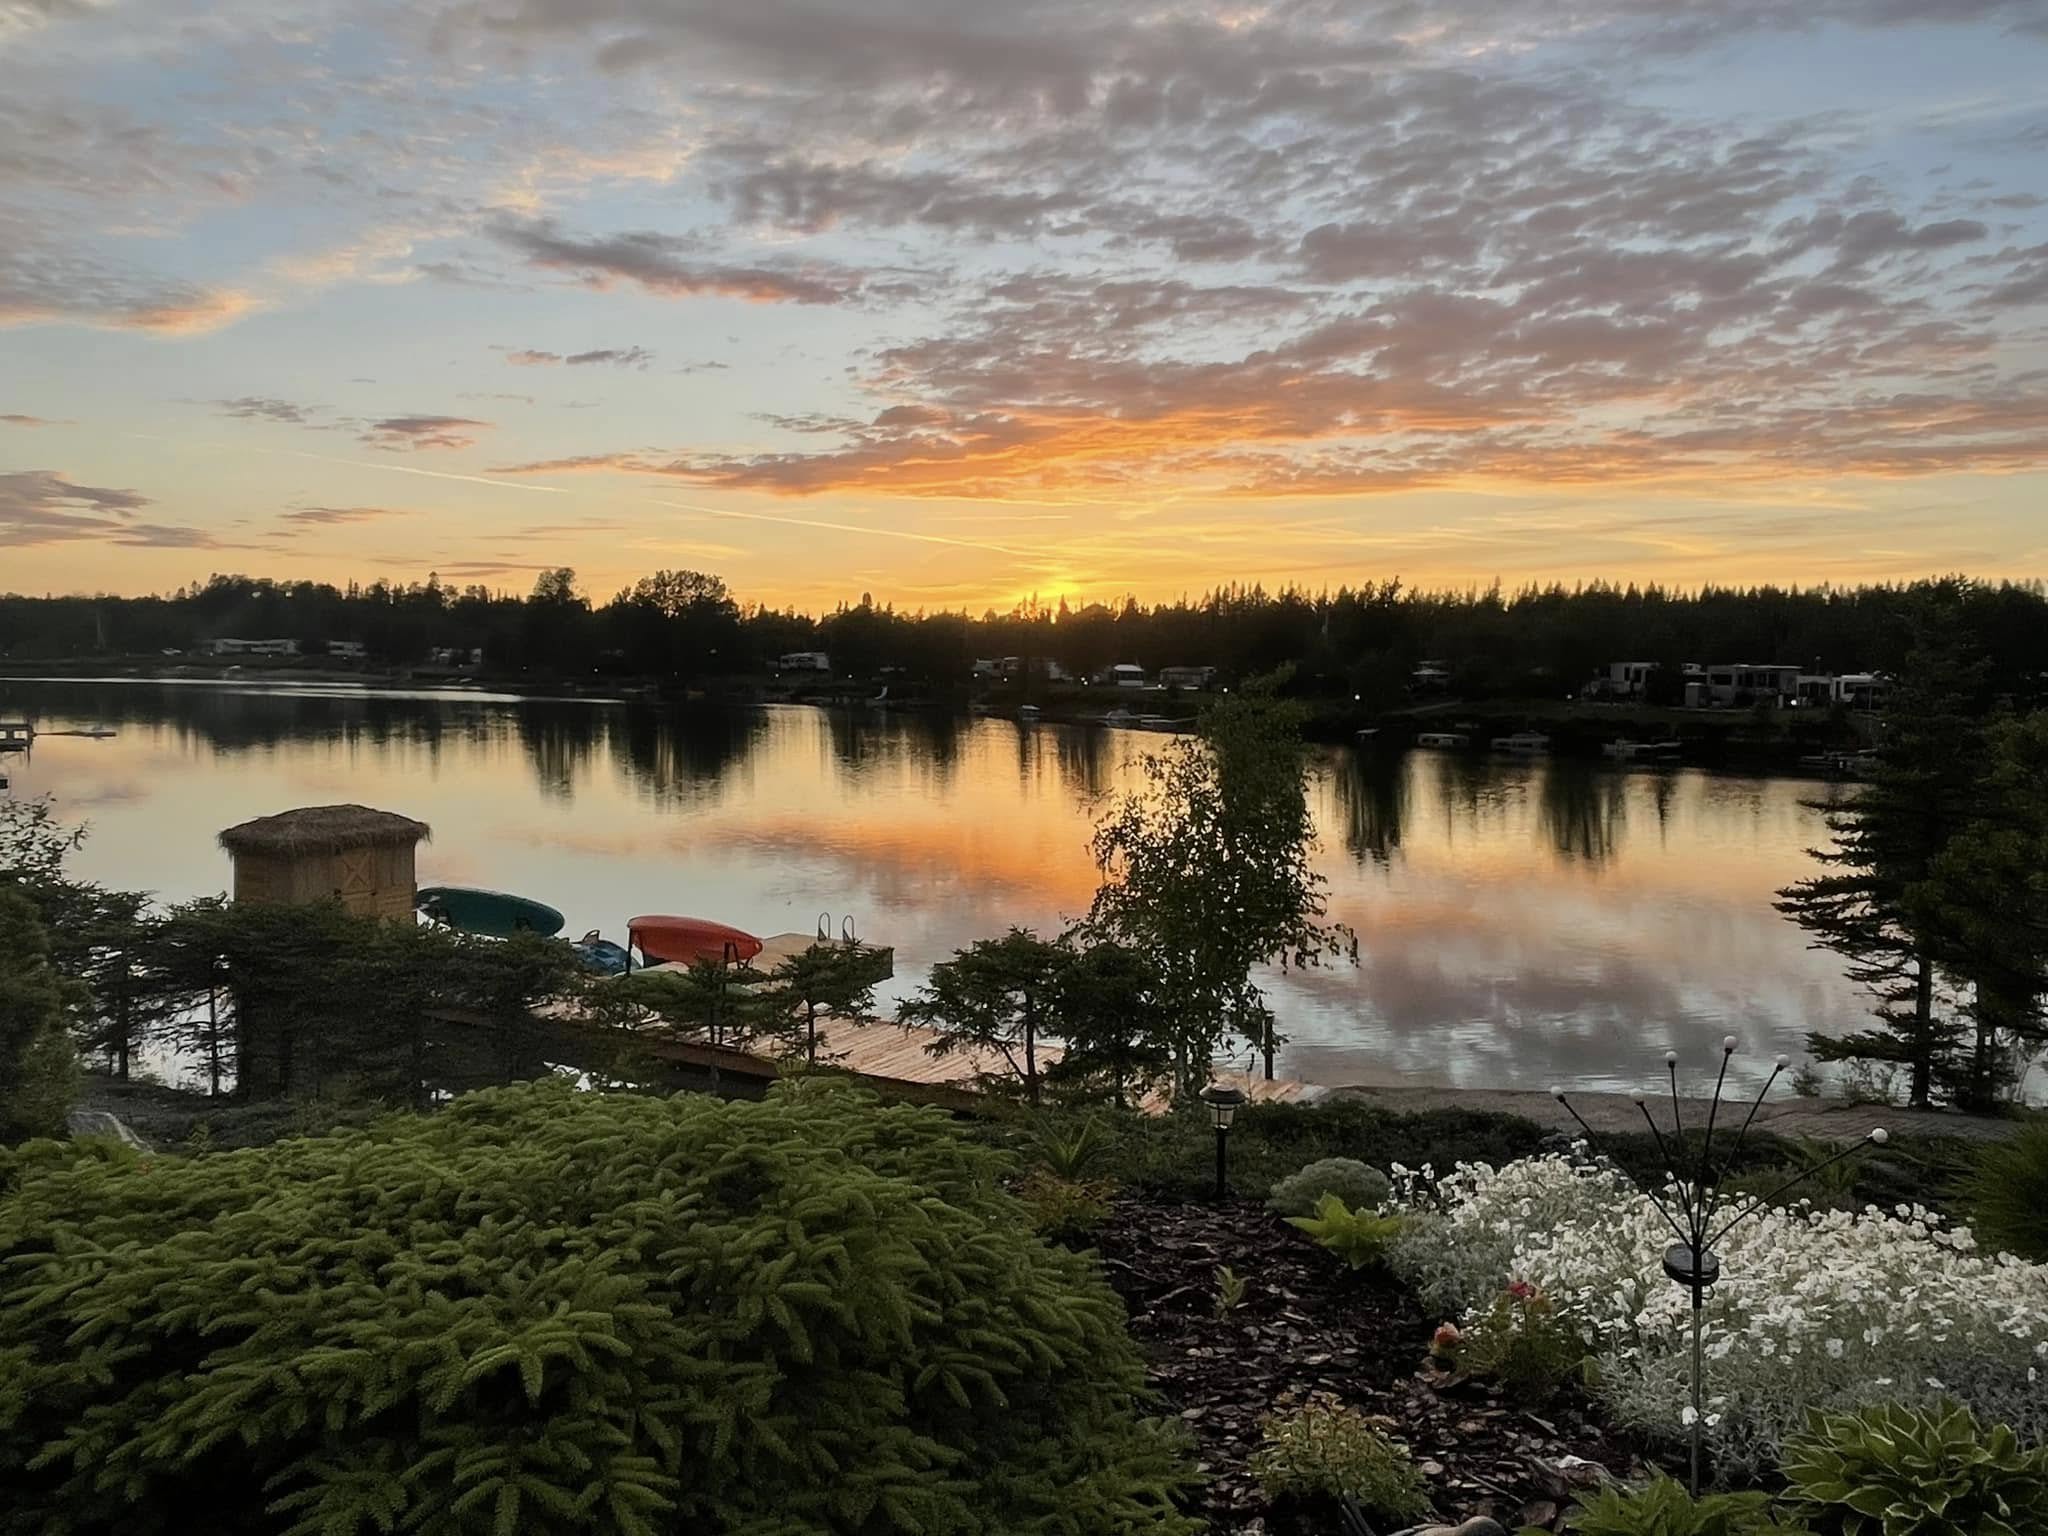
(1200, 1084), (1247, 1200)
(1550, 1039), (1886, 1495)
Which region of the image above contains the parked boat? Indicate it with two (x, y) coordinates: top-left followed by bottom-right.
(416, 885), (566, 938)
(1416, 731), (1469, 749)
(1491, 731), (1551, 754)
(1798, 748), (1879, 778)
(629, 915), (765, 968)
(1016, 704), (1041, 721)
(573, 932), (633, 976)
(1603, 738), (1683, 763)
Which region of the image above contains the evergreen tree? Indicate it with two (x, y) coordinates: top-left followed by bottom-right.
(1914, 712), (2048, 1109)
(1045, 938), (1173, 1108)
(899, 928), (1069, 1103)
(755, 941), (882, 1065)
(1776, 609), (1989, 1106)
(0, 888), (79, 1144)
(1089, 680), (1354, 1092)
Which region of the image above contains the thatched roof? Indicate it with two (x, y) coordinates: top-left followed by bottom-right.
(218, 805), (430, 856)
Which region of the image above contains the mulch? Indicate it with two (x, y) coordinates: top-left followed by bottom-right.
(1091, 1195), (1652, 1534)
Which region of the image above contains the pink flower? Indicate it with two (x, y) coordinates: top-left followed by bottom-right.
(1507, 1279), (1537, 1302)
(1431, 1322), (1463, 1356)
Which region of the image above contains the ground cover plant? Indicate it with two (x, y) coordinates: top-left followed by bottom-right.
(0, 1079), (1200, 1536)
(1389, 1153), (2048, 1477)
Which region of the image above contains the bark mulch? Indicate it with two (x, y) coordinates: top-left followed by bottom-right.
(1092, 1195), (1651, 1534)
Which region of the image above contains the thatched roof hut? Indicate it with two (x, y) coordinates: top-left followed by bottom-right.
(220, 804), (430, 919)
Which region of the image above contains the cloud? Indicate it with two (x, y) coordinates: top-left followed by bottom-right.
(277, 504), (410, 527)
(1, 413), (68, 426)
(214, 396), (316, 424)
(505, 345), (655, 367)
(0, 468), (224, 548)
(360, 415), (492, 451)
(490, 216), (863, 304)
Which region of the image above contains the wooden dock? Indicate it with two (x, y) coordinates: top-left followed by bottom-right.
(429, 1004), (1314, 1115)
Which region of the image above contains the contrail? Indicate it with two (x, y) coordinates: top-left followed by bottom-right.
(647, 496), (1040, 559)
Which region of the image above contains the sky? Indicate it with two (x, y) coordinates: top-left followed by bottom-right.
(3, 0), (2046, 612)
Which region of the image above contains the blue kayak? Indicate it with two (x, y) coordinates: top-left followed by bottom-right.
(574, 937), (633, 976)
(416, 886), (566, 939)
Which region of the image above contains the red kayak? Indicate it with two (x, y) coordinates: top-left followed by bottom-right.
(628, 915), (764, 968)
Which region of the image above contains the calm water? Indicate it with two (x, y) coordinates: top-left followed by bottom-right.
(0, 678), (1871, 1095)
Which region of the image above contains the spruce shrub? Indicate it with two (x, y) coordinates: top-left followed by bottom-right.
(0, 1079), (1199, 1536)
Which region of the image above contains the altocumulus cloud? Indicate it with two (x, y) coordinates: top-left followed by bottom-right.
(505, 346), (655, 368)
(359, 416), (492, 451)
(0, 468), (219, 548)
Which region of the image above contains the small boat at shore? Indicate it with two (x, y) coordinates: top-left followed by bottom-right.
(1416, 730), (1469, 749)
(417, 885), (566, 938)
(629, 914), (765, 968)
(1603, 738), (1683, 763)
(1491, 731), (1551, 755)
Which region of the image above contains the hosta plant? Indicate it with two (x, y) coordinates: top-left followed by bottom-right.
(1287, 1191), (1405, 1270)
(1267, 1155), (1392, 1218)
(1780, 1400), (2048, 1536)
(1248, 1394), (1431, 1525)
(1558, 1472), (1810, 1536)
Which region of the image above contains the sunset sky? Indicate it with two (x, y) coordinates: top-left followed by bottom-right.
(4, 0), (2046, 610)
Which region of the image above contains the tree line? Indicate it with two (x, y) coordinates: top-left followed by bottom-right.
(6, 570), (2047, 702)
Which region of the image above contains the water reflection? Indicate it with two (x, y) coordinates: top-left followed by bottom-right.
(0, 678), (1876, 1095)
(1328, 749), (1406, 866)
(1538, 759), (1627, 865)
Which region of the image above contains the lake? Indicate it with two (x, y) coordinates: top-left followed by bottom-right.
(0, 677), (1872, 1097)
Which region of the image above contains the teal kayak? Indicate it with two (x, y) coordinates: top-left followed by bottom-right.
(416, 885), (565, 938)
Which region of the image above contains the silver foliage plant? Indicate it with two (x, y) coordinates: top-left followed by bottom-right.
(1388, 1153), (2048, 1476)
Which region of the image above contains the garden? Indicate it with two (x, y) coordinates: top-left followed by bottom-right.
(4, 1075), (2045, 1536)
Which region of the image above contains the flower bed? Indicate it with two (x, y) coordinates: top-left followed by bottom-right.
(1389, 1154), (2048, 1475)
(1091, 1195), (1641, 1532)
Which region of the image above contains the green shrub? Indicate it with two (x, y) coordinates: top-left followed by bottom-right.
(0, 887), (79, 1146)
(1249, 1395), (1431, 1523)
(1962, 1123), (2048, 1262)
(1016, 1169), (1117, 1244)
(1781, 1400), (2048, 1536)
(1267, 1155), (1392, 1217)
(0, 1079), (1200, 1536)
(1458, 1281), (1590, 1404)
(1561, 1472), (1810, 1536)
(1285, 1192), (1405, 1270)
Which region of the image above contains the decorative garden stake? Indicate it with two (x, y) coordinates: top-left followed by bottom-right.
(1549, 1039), (1886, 1495)
(1200, 1083), (1246, 1201)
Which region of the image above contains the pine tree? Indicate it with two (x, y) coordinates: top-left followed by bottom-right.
(754, 941), (882, 1065)
(1046, 938), (1173, 1108)
(899, 928), (1069, 1102)
(1776, 607), (1989, 1107)
(1913, 711), (2048, 1110)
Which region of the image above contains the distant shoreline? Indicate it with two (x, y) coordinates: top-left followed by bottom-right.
(1, 661), (1878, 771)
